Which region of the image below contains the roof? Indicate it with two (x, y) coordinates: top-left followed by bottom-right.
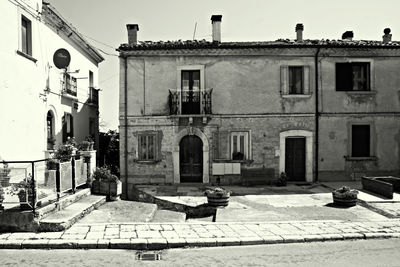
(118, 38), (400, 51)
(42, 3), (105, 63)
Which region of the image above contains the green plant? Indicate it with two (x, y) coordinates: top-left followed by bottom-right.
(332, 186), (358, 199)
(12, 175), (34, 196)
(54, 144), (75, 162)
(93, 167), (119, 183)
(277, 172), (287, 186)
(204, 187), (231, 197)
(77, 140), (91, 151)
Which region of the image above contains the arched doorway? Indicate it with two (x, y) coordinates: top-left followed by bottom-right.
(179, 135), (203, 183)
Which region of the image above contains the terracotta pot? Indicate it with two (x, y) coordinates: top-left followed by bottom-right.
(206, 192), (230, 207)
(332, 193), (357, 207)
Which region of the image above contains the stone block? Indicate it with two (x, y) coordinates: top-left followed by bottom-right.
(147, 238), (167, 250)
(216, 237), (241, 246)
(130, 238), (148, 250)
(109, 239), (132, 249)
(21, 239), (50, 249)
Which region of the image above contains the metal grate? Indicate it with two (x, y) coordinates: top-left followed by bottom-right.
(136, 251), (162, 261)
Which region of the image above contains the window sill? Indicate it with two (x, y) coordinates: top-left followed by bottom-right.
(281, 94), (312, 99)
(134, 159), (161, 164)
(213, 159), (253, 164)
(16, 50), (37, 63)
(345, 156), (377, 161)
(339, 90), (377, 95)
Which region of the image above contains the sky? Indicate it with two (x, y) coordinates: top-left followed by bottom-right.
(47, 0), (400, 131)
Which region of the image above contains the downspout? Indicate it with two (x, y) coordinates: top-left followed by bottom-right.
(314, 47), (320, 182)
(124, 56), (128, 198)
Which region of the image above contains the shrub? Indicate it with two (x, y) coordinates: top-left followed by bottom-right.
(93, 167), (119, 183)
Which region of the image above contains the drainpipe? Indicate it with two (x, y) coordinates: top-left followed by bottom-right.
(124, 56), (128, 198)
(314, 47), (320, 182)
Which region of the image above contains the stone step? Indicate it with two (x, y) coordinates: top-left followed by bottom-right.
(36, 188), (92, 219)
(39, 195), (106, 232)
(76, 200), (158, 224)
(150, 209), (187, 222)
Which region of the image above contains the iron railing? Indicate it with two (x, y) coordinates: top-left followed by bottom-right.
(169, 88), (213, 115)
(62, 73), (77, 96)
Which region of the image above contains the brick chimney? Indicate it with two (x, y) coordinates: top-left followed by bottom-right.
(342, 31), (354, 41)
(295, 23), (304, 42)
(211, 15), (222, 43)
(126, 24), (139, 45)
(383, 28), (392, 43)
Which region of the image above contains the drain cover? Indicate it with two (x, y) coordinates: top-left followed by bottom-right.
(136, 251), (162, 261)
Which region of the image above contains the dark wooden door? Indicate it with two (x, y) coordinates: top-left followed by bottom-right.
(180, 135), (203, 183)
(181, 70), (200, 114)
(285, 137), (306, 181)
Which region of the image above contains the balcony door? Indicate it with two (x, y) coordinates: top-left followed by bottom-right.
(181, 70), (200, 114)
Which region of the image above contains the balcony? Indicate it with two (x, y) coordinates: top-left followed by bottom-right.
(169, 89), (213, 115)
(62, 73), (77, 98)
(88, 87), (99, 106)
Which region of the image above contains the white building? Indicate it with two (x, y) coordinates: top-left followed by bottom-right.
(0, 0), (104, 161)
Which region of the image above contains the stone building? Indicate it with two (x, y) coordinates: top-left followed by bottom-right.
(118, 16), (400, 199)
(0, 0), (104, 161)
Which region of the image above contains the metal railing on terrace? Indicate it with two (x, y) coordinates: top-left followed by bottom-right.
(62, 73), (77, 97)
(0, 156), (89, 215)
(88, 87), (99, 105)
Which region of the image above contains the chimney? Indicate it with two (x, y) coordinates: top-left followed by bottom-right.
(295, 23), (304, 42)
(211, 15), (222, 43)
(383, 28), (392, 43)
(342, 31), (354, 41)
(126, 24), (139, 45)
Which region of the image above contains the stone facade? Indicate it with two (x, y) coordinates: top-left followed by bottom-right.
(118, 19), (400, 198)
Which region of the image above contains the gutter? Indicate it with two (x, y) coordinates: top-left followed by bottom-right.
(124, 56), (128, 199)
(314, 47), (320, 182)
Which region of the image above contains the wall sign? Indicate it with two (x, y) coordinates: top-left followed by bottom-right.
(53, 48), (71, 69)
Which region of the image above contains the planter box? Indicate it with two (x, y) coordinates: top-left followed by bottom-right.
(206, 191), (230, 207)
(332, 193), (357, 207)
(92, 180), (122, 199)
(361, 176), (400, 199)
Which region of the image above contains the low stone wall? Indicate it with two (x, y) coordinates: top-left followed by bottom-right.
(0, 211), (38, 232)
(361, 176), (394, 199)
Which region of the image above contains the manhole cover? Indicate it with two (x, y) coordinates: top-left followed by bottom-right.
(136, 251), (162, 261)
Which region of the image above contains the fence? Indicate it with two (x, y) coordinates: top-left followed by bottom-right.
(0, 156), (91, 214)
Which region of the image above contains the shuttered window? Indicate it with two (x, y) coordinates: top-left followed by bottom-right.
(351, 125), (370, 157)
(281, 66), (310, 95)
(137, 132), (161, 161)
(21, 16), (32, 56)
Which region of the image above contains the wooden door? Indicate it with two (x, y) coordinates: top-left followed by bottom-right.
(181, 70), (200, 114)
(285, 137), (306, 181)
(180, 135), (203, 183)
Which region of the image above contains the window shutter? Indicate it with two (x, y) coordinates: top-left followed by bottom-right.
(156, 131), (162, 160)
(218, 131), (230, 159)
(303, 66), (310, 94)
(62, 114), (67, 143)
(280, 66), (289, 94)
(336, 63), (353, 91)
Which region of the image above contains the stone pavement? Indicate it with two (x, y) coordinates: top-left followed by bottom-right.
(1, 220), (400, 250)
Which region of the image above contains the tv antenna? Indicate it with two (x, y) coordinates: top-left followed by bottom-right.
(192, 22), (197, 40)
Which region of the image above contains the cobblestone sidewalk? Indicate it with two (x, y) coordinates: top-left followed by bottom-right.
(1, 219), (400, 250)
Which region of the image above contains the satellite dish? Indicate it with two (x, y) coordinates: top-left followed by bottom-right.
(53, 48), (71, 69)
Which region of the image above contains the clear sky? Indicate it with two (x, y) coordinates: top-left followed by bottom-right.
(47, 0), (400, 131)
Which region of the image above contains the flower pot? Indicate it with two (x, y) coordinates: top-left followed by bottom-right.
(332, 193), (357, 207)
(91, 180), (122, 200)
(18, 191), (33, 210)
(206, 191), (230, 207)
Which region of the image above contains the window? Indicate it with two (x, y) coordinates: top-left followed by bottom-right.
(351, 125), (370, 157)
(138, 133), (157, 161)
(289, 66), (303, 94)
(336, 63), (370, 91)
(230, 132), (249, 160)
(280, 66), (310, 95)
(21, 16), (32, 56)
(63, 73), (77, 96)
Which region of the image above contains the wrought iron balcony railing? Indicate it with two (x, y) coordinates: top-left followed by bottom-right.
(169, 88), (213, 115)
(88, 87), (99, 105)
(62, 73), (77, 97)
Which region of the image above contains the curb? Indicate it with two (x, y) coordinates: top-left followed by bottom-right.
(1, 233), (399, 250)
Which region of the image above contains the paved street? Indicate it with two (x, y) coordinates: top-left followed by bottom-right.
(1, 220), (400, 249)
(1, 239), (400, 266)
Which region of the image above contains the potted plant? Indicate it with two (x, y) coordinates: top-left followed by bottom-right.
(77, 140), (91, 151)
(204, 187), (231, 207)
(12, 175), (34, 210)
(332, 186), (358, 207)
(0, 162), (11, 187)
(277, 172), (287, 186)
(54, 137), (77, 162)
(91, 166), (122, 200)
(85, 136), (94, 151)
